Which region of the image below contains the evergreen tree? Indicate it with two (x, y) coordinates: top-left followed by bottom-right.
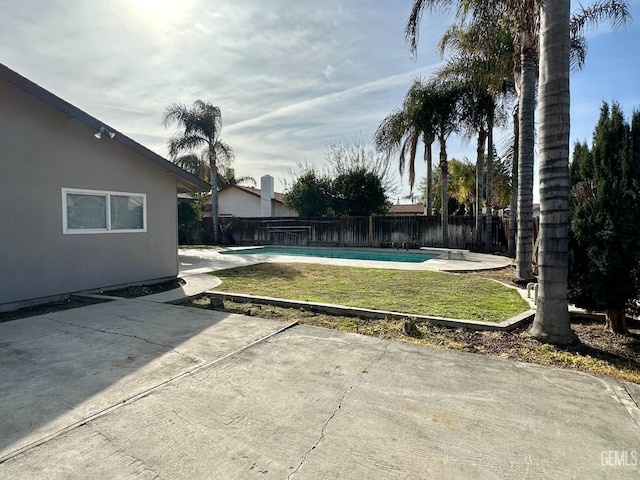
(284, 170), (332, 217)
(284, 140), (392, 217)
(331, 168), (389, 216)
(568, 102), (640, 334)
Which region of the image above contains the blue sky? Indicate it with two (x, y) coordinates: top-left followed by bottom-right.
(1, 0), (638, 202)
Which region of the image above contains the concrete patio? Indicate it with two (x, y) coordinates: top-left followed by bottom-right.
(1, 299), (638, 478)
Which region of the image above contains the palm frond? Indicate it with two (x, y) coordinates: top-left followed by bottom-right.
(405, 0), (459, 57)
(374, 110), (407, 157)
(215, 141), (235, 162)
(570, 0), (631, 71)
(167, 132), (207, 159)
(162, 102), (189, 128)
(571, 0), (631, 36)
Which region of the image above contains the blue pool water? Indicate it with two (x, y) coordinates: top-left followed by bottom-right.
(221, 246), (439, 263)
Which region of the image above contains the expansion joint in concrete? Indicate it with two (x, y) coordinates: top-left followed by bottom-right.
(621, 384), (640, 431)
(0, 320), (299, 466)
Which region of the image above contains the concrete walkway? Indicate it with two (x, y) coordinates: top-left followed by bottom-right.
(0, 301), (638, 478)
(137, 273), (222, 303)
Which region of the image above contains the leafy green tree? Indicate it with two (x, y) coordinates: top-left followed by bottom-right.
(284, 169), (332, 217)
(331, 168), (390, 216)
(419, 159), (478, 216)
(163, 100), (233, 245)
(285, 140), (392, 217)
(569, 141), (592, 185)
(448, 159), (476, 215)
(327, 138), (397, 195)
(178, 200), (204, 245)
(567, 102), (640, 334)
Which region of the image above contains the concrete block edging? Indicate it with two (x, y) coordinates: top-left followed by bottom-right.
(204, 290), (535, 332)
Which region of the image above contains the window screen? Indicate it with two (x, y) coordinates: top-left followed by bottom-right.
(63, 188), (146, 234)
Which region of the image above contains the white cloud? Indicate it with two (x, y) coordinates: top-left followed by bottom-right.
(0, 0), (637, 200)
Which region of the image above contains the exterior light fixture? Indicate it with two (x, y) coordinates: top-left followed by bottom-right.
(94, 126), (116, 139)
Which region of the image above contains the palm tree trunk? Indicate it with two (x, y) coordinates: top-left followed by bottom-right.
(209, 157), (221, 245)
(530, 0), (577, 344)
(484, 109), (494, 250)
(475, 129), (486, 247)
(508, 106), (519, 258)
(439, 136), (449, 246)
(515, 52), (536, 282)
(425, 138), (433, 215)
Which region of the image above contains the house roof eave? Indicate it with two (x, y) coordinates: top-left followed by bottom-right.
(0, 63), (211, 193)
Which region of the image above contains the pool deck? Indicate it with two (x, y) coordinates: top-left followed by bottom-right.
(179, 246), (513, 276)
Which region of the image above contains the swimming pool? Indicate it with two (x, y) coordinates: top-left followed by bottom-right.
(220, 246), (440, 263)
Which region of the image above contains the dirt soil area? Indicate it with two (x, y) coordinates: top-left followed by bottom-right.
(97, 278), (185, 298)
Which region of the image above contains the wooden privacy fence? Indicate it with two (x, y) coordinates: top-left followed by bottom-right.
(209, 215), (508, 251)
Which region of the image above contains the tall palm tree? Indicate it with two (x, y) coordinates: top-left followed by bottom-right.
(406, 0), (535, 258)
(507, 105), (519, 257)
(448, 158), (476, 214)
(514, 0), (630, 279)
(163, 100), (234, 245)
(531, 0), (630, 341)
(377, 76), (462, 245)
(513, 0), (538, 282)
(407, 0), (630, 269)
(374, 79), (436, 215)
(428, 78), (465, 245)
(404, 80), (438, 215)
(437, 12), (516, 249)
(529, 0), (577, 344)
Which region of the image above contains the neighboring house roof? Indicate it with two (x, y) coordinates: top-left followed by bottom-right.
(0, 63), (211, 194)
(219, 184), (287, 204)
(388, 203), (425, 215)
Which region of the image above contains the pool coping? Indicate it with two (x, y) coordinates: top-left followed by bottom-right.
(214, 246), (512, 272)
(202, 290), (536, 332)
(219, 245), (442, 263)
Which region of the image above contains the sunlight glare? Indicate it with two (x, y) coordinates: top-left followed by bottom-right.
(134, 0), (181, 16)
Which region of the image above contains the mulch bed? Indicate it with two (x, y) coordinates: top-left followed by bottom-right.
(98, 278), (185, 298)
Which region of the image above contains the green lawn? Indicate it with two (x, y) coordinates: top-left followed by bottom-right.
(210, 263), (529, 323)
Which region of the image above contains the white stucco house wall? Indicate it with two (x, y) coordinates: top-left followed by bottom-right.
(0, 63), (211, 311)
(215, 176), (297, 218)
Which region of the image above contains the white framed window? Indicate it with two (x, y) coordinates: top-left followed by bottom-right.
(62, 188), (147, 234)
